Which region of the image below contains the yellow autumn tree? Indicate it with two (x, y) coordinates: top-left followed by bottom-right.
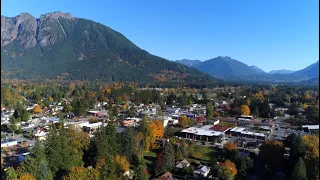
(63, 166), (99, 180)
(220, 160), (237, 180)
(178, 116), (189, 128)
(48, 96), (54, 102)
(114, 155), (130, 173)
(33, 105), (42, 114)
(302, 135), (319, 179)
(18, 173), (36, 180)
(240, 105), (250, 115)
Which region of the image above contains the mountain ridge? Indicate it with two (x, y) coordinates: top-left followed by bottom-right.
(175, 57), (318, 83)
(1, 12), (218, 84)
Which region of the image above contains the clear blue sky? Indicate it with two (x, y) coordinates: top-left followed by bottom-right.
(2, 0), (318, 72)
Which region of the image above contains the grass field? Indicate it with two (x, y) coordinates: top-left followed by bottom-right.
(187, 144), (217, 162)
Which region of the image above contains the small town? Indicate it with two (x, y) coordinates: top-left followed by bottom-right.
(1, 83), (319, 179)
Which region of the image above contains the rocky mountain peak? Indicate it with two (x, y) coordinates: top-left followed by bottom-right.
(39, 11), (72, 20)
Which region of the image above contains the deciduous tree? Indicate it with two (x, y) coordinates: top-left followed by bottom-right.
(240, 105), (250, 116)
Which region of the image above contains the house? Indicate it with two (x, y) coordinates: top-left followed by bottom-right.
(163, 117), (179, 127)
(120, 119), (135, 127)
(1, 139), (18, 148)
(194, 165), (211, 177)
(33, 128), (47, 140)
(153, 172), (175, 180)
(176, 159), (190, 168)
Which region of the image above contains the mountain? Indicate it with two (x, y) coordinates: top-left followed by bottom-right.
(175, 59), (201, 67)
(192, 56), (266, 78)
(293, 61), (319, 79)
(182, 56), (314, 83)
(1, 12), (217, 84)
(269, 69), (295, 74)
(250, 65), (266, 74)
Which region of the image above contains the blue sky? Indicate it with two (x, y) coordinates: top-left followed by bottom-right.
(2, 0), (318, 72)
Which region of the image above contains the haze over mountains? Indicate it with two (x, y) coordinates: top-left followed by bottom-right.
(175, 57), (319, 83)
(1, 12), (217, 84)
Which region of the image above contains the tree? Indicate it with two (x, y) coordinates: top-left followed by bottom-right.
(291, 158), (308, 180)
(97, 94), (106, 103)
(33, 105), (42, 114)
(66, 125), (90, 167)
(114, 155), (130, 176)
(302, 135), (319, 179)
(219, 160), (237, 180)
(133, 159), (148, 180)
(163, 142), (175, 172)
(18, 140), (53, 180)
(134, 132), (145, 158)
(149, 120), (164, 139)
(259, 140), (285, 168)
(118, 127), (134, 162)
(45, 122), (73, 178)
(287, 134), (306, 167)
(223, 142), (238, 151)
(63, 166), (99, 180)
(178, 116), (188, 128)
(240, 105), (250, 116)
(206, 101), (214, 120)
(95, 158), (117, 180)
(5, 167), (18, 180)
(18, 173), (36, 180)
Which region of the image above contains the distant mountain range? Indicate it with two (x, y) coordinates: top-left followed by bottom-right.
(269, 69), (295, 74)
(1, 12), (218, 84)
(175, 57), (319, 83)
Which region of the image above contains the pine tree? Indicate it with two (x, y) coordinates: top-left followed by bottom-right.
(38, 160), (53, 180)
(292, 158), (308, 180)
(45, 122), (73, 178)
(163, 142), (175, 172)
(18, 139), (53, 180)
(134, 159), (148, 180)
(206, 101), (214, 120)
(118, 127), (134, 162)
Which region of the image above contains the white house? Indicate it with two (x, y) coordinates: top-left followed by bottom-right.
(176, 159), (190, 168)
(1, 140), (18, 148)
(163, 116), (179, 127)
(194, 165), (211, 177)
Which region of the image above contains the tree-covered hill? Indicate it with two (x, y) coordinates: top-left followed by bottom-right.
(1, 12), (218, 84)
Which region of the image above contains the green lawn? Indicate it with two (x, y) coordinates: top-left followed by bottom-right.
(187, 144), (217, 162)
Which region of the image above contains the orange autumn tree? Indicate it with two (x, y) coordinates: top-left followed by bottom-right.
(240, 105), (250, 116)
(33, 105), (42, 114)
(223, 142), (238, 151)
(149, 120), (164, 139)
(220, 160), (237, 180)
(114, 155), (130, 174)
(145, 120), (164, 151)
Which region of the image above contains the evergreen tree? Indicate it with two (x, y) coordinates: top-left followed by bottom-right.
(118, 127), (134, 162)
(38, 160), (53, 180)
(98, 158), (117, 180)
(45, 122), (73, 178)
(18, 139), (53, 180)
(134, 159), (148, 180)
(5, 167), (17, 180)
(163, 142), (175, 172)
(206, 101), (214, 120)
(292, 158), (308, 180)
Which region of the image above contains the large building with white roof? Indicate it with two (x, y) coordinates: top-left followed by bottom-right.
(178, 125), (233, 143)
(229, 127), (266, 140)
